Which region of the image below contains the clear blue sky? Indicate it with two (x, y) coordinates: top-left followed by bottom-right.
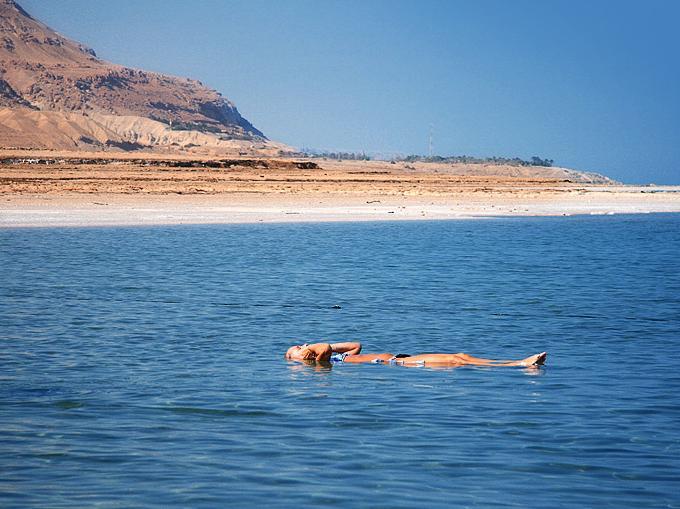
(20, 0), (680, 183)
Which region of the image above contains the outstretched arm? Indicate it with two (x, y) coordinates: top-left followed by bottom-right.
(330, 342), (362, 355)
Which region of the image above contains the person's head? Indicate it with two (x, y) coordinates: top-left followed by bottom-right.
(285, 343), (308, 360)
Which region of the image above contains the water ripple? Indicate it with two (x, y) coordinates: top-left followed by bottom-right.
(1, 216), (680, 508)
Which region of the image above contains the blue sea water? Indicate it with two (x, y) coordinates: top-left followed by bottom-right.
(1, 215), (680, 508)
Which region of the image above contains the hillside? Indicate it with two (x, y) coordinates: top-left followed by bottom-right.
(0, 0), (276, 153)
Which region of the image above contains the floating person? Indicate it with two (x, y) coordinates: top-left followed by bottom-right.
(284, 342), (547, 367)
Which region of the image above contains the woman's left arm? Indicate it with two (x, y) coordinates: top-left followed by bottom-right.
(330, 342), (362, 355)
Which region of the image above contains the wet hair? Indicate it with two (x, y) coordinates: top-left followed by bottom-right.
(285, 346), (299, 359)
(394, 353), (411, 358)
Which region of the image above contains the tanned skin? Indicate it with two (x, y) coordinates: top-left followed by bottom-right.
(285, 342), (547, 367)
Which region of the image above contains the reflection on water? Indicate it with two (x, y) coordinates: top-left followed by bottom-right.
(1, 215), (680, 508)
(286, 360), (334, 375)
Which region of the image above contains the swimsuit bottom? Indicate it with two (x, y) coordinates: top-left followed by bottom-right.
(371, 354), (420, 365)
(330, 353), (414, 364)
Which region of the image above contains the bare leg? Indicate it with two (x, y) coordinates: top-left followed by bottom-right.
(397, 352), (547, 367)
(448, 353), (513, 364)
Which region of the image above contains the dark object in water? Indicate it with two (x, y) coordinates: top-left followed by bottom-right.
(332, 304), (342, 309)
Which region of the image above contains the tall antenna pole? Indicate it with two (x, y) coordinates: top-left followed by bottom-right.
(428, 124), (433, 158)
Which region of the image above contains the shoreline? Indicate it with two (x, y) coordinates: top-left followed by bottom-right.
(2, 156), (679, 228)
(2, 188), (679, 228)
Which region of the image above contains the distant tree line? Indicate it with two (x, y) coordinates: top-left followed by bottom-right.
(301, 148), (371, 161)
(399, 154), (555, 167)
(294, 148), (554, 167)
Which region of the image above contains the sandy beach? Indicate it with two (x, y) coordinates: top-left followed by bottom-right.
(2, 155), (679, 227)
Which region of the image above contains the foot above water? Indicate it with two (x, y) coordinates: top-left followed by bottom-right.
(521, 352), (547, 367)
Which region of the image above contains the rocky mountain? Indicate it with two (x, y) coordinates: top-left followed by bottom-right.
(0, 0), (278, 153)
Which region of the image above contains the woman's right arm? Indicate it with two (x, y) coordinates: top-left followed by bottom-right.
(299, 343), (333, 362)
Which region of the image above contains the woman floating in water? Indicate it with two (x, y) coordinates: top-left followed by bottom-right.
(285, 342), (547, 367)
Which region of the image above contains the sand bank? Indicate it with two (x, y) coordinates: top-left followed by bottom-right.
(1, 157), (678, 227)
(3, 188), (679, 228)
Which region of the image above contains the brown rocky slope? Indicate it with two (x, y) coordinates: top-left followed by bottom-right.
(0, 0), (279, 153)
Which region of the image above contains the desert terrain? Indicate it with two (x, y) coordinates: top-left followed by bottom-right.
(1, 151), (678, 227)
(6, 0), (678, 229)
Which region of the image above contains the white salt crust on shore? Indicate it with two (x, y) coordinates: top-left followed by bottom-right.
(2, 187), (679, 228)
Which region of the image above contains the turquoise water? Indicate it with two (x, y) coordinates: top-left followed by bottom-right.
(1, 215), (679, 508)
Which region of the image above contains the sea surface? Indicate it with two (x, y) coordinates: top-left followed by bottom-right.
(1, 215), (679, 508)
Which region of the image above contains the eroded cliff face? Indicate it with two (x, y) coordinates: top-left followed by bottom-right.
(0, 77), (32, 107)
(0, 0), (267, 151)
